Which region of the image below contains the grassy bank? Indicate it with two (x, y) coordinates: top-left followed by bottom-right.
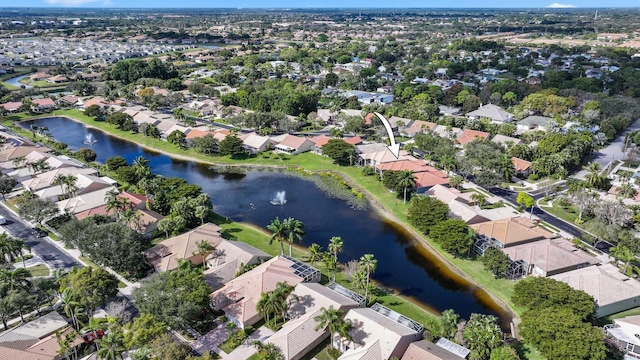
(10, 110), (518, 319)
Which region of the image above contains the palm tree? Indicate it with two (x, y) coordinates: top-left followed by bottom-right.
(610, 244), (636, 275)
(61, 288), (83, 330)
(448, 175), (463, 190)
(500, 154), (515, 182)
(328, 237), (343, 266)
(314, 306), (347, 350)
(267, 217), (288, 256)
(12, 156), (26, 168)
(63, 175), (78, 198)
(157, 217), (175, 239)
(0, 268), (31, 291)
(618, 182), (637, 199)
(584, 162), (604, 189)
(308, 243), (323, 265)
(283, 217), (305, 257)
(397, 170), (416, 204)
(132, 156), (151, 180)
(28, 159), (50, 174)
(53, 173), (67, 194)
(257, 290), (283, 327)
(96, 331), (125, 360)
(252, 340), (284, 360)
(0, 233), (25, 264)
(193, 239), (216, 269)
(359, 254), (377, 303)
(471, 193), (487, 208)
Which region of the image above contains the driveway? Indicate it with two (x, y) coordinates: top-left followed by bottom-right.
(0, 204), (80, 270)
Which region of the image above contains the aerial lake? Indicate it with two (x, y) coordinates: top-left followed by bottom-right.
(25, 116), (511, 325)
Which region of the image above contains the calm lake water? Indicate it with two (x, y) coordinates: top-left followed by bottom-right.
(5, 74), (32, 89)
(26, 117), (511, 324)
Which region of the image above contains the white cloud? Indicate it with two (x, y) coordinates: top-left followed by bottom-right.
(547, 2), (577, 7)
(44, 0), (105, 5)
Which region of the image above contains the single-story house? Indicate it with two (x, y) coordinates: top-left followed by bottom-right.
(267, 283), (363, 360)
(58, 95), (79, 107)
(551, 264), (640, 318)
(491, 134), (522, 147)
(503, 238), (598, 277)
(401, 120), (437, 137)
(516, 116), (554, 133)
(605, 315), (640, 358)
(272, 134), (315, 155)
(203, 240), (271, 289)
(56, 186), (118, 216)
(210, 256), (320, 329)
(338, 304), (423, 360)
(466, 104), (513, 124)
(401, 339), (469, 360)
(1, 101), (22, 113)
(456, 129), (490, 147)
(241, 133), (277, 154)
(512, 157), (532, 177)
(470, 216), (555, 253)
(309, 134), (331, 154)
(358, 149), (414, 167)
(146, 223), (224, 272)
(31, 98), (57, 112)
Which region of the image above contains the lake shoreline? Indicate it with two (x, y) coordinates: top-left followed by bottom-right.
(21, 113), (516, 326)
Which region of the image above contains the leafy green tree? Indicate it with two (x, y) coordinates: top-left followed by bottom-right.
(516, 192), (535, 219)
(520, 307), (605, 360)
(105, 112), (135, 131)
(481, 248), (511, 278)
(439, 309), (460, 340)
(489, 345), (520, 360)
(219, 134), (245, 158)
(0, 175), (17, 200)
(133, 269), (211, 328)
(85, 104), (105, 119)
(123, 314), (167, 350)
(512, 277), (595, 320)
(322, 139), (356, 166)
(97, 331), (126, 360)
(167, 130), (187, 149)
(429, 219), (473, 257)
(407, 195), (449, 234)
(18, 197), (59, 225)
(147, 333), (191, 360)
(76, 148), (97, 162)
(190, 134), (219, 154)
(463, 313), (503, 360)
(59, 267), (119, 315)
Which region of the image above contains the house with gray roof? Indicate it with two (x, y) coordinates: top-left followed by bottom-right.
(466, 104), (513, 124)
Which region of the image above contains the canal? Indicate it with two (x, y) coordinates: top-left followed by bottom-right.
(26, 116), (511, 324)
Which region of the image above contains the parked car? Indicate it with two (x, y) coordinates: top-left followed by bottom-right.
(31, 228), (46, 237)
(0, 215), (6, 225)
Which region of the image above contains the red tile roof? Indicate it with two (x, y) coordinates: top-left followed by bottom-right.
(310, 135), (331, 147)
(344, 136), (363, 145)
(512, 157), (532, 172)
(457, 129), (490, 146)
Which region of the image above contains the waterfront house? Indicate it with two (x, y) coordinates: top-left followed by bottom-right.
(272, 134), (314, 155)
(146, 223), (224, 273)
(203, 240), (270, 290)
(604, 315), (640, 358)
(266, 282), (363, 360)
(241, 133), (277, 154)
(210, 256), (320, 329)
(401, 339), (469, 360)
(338, 304), (423, 360)
(502, 238), (598, 277)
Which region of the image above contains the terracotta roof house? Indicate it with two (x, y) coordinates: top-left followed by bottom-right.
(401, 120), (437, 137)
(29, 72), (50, 80)
(0, 311), (80, 360)
(1, 101), (22, 113)
(128, 209), (164, 237)
(81, 97), (108, 109)
(413, 167), (450, 193)
(46, 75), (68, 83)
(470, 216), (555, 251)
(375, 159), (431, 174)
(456, 129), (490, 146)
(401, 339), (468, 360)
(266, 283), (363, 360)
(338, 304), (423, 360)
(344, 136), (363, 145)
(309, 134), (331, 154)
(31, 98), (57, 113)
(551, 264), (640, 318)
(58, 95), (79, 107)
(273, 134), (315, 155)
(210, 256), (321, 329)
(512, 157), (532, 176)
(0, 145), (51, 162)
(466, 104), (513, 124)
(425, 184), (474, 204)
(358, 149), (414, 167)
(146, 223), (224, 272)
(503, 238), (598, 277)
(605, 315), (640, 358)
(203, 240), (271, 290)
(242, 133), (276, 154)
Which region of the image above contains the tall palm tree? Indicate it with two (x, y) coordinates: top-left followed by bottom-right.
(500, 154), (515, 182)
(610, 244), (636, 275)
(267, 217), (288, 256)
(132, 156), (151, 180)
(257, 290), (283, 327)
(359, 254), (377, 303)
(96, 331), (125, 360)
(308, 243), (323, 265)
(61, 288), (84, 330)
(397, 170), (416, 204)
(0, 233), (24, 264)
(28, 159), (50, 174)
(328, 237), (343, 266)
(273, 282), (297, 322)
(0, 268), (31, 291)
(584, 162), (604, 189)
(193, 239), (216, 269)
(471, 193), (487, 208)
(53, 173), (67, 194)
(63, 175), (78, 198)
(283, 217), (305, 257)
(314, 306), (347, 350)
(618, 182), (637, 199)
(252, 340), (284, 360)
(12, 156), (26, 168)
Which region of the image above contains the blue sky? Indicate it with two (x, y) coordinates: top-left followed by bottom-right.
(11, 0), (640, 8)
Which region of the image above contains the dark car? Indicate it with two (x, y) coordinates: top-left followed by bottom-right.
(31, 228), (47, 237)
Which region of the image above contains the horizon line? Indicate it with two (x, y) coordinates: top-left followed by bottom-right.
(1, 6), (638, 9)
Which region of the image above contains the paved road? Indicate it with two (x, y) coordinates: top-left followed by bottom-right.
(487, 187), (613, 253)
(0, 204), (80, 270)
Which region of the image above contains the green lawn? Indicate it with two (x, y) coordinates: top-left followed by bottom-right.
(543, 202), (579, 224)
(1, 82), (19, 90)
(27, 264), (50, 277)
